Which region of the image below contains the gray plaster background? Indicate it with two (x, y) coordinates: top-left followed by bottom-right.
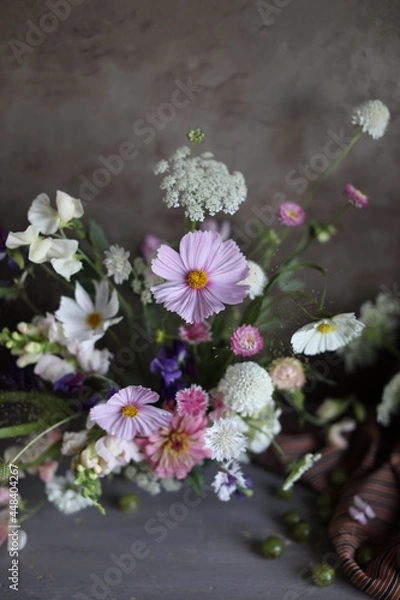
(0, 0), (399, 309)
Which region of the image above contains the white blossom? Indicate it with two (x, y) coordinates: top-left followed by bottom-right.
(377, 372), (400, 426)
(291, 313), (364, 355)
(45, 471), (93, 515)
(352, 100), (390, 140)
(204, 417), (248, 462)
(103, 245), (132, 285)
(218, 362), (274, 417)
(239, 260), (267, 300)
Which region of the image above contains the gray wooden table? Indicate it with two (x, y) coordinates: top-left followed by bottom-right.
(1, 463), (367, 600)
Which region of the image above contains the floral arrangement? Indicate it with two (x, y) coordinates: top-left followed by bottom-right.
(0, 100), (392, 552)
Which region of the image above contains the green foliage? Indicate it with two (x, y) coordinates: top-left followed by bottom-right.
(185, 464), (205, 495)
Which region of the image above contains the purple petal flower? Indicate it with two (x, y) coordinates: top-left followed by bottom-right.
(54, 372), (85, 393)
(276, 202), (306, 227)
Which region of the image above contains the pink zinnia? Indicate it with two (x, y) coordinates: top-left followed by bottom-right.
(179, 321), (212, 344)
(137, 413), (211, 479)
(343, 184), (368, 209)
(90, 385), (172, 440)
(276, 202), (306, 227)
(230, 324), (264, 357)
(150, 231), (249, 323)
(176, 385), (209, 416)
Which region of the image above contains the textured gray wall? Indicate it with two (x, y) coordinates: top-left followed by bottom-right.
(0, 0), (399, 310)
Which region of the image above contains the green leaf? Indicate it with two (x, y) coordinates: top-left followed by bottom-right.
(0, 421), (42, 439)
(241, 296), (264, 326)
(0, 286), (19, 300)
(185, 464), (204, 495)
(86, 219), (109, 257)
(290, 390), (305, 412)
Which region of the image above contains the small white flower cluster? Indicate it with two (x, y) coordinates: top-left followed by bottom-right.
(45, 471), (93, 515)
(352, 100), (390, 140)
(153, 147), (247, 222)
(377, 372), (400, 426)
(339, 292), (400, 371)
(103, 245), (132, 285)
(218, 362), (274, 417)
(131, 257), (163, 305)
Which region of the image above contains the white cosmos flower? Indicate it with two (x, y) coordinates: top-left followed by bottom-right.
(291, 313), (365, 355)
(28, 191), (84, 235)
(55, 280), (122, 343)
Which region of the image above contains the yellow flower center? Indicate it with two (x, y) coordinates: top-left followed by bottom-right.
(86, 312), (102, 329)
(163, 431), (189, 455)
(287, 209), (298, 219)
(186, 269), (208, 289)
(317, 323), (337, 335)
(121, 405), (139, 419)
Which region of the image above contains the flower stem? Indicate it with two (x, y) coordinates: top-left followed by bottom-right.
(302, 129), (363, 209)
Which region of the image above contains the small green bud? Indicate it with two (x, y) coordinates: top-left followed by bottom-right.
(312, 223), (337, 243)
(187, 127), (205, 145)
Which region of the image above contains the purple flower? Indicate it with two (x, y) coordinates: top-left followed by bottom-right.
(151, 231), (249, 323)
(54, 372), (85, 393)
(276, 202), (306, 227)
(343, 184), (368, 209)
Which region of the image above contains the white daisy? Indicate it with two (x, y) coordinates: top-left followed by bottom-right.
(204, 417), (248, 462)
(218, 362), (274, 417)
(28, 191), (84, 235)
(352, 100), (390, 140)
(239, 260), (268, 300)
(103, 244), (132, 285)
(377, 372), (400, 426)
(212, 461), (248, 501)
(291, 313), (364, 355)
(55, 280), (122, 343)
(45, 471), (93, 514)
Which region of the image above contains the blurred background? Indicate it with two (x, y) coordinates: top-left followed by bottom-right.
(0, 0), (399, 311)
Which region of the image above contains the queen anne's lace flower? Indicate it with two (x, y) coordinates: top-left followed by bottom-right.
(352, 100), (390, 140)
(153, 147), (247, 222)
(218, 362), (274, 417)
(45, 471), (93, 514)
(103, 245), (132, 285)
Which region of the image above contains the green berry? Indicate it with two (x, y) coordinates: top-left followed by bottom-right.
(283, 510), (302, 527)
(118, 493), (140, 513)
(290, 521), (311, 542)
(261, 536), (284, 559)
(311, 563), (335, 587)
(355, 546), (373, 568)
(329, 469), (348, 487)
(275, 484), (294, 499)
(316, 493), (333, 508)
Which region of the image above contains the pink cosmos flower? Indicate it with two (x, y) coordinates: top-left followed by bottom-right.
(230, 324), (264, 357)
(268, 357), (305, 391)
(150, 231), (249, 323)
(179, 321), (212, 344)
(276, 202), (306, 227)
(200, 218), (231, 241)
(137, 413), (212, 479)
(90, 385), (172, 440)
(343, 184), (368, 209)
(176, 385), (209, 416)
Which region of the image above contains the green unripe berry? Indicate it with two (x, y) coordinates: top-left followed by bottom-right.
(261, 536), (284, 559)
(290, 521), (311, 542)
(283, 510), (302, 527)
(355, 546), (373, 568)
(118, 494), (140, 513)
(311, 563), (335, 587)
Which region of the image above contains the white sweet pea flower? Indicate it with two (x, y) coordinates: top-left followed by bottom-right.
(28, 191), (84, 235)
(69, 341), (112, 374)
(6, 225), (39, 249)
(34, 354), (76, 384)
(46, 239), (83, 280)
(55, 280), (122, 343)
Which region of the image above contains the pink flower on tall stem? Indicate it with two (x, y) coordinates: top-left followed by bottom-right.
(150, 231), (249, 323)
(176, 385), (209, 416)
(137, 413), (211, 479)
(230, 324), (264, 357)
(90, 385), (172, 440)
(179, 321), (212, 344)
(343, 184), (368, 209)
(276, 202), (306, 227)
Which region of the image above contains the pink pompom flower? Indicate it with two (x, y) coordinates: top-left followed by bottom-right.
(137, 413), (211, 480)
(90, 385), (172, 440)
(343, 184), (368, 209)
(150, 231), (249, 323)
(276, 202), (306, 227)
(176, 385), (209, 417)
(268, 357), (305, 391)
(179, 321), (212, 344)
(230, 324), (264, 357)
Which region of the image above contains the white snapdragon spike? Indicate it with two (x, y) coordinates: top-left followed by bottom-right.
(377, 372), (400, 426)
(352, 100), (390, 140)
(153, 146), (247, 222)
(34, 354), (76, 384)
(291, 313), (365, 355)
(204, 417), (248, 462)
(55, 280), (122, 343)
(46, 239), (83, 280)
(103, 244), (132, 285)
(218, 362), (274, 417)
(28, 191), (84, 235)
(45, 471), (93, 515)
(212, 461), (247, 501)
(239, 260), (268, 300)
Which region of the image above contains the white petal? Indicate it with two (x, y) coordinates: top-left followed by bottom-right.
(56, 191), (84, 222)
(28, 193), (60, 234)
(93, 280), (110, 314)
(6, 225), (39, 249)
(29, 237), (53, 263)
(51, 258), (83, 281)
(47, 238), (79, 259)
(34, 354), (75, 383)
(75, 282), (94, 313)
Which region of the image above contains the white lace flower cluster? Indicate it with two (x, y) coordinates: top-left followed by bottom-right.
(6, 191), (84, 280)
(153, 147), (247, 222)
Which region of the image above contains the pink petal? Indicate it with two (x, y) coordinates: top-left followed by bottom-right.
(152, 245), (186, 281)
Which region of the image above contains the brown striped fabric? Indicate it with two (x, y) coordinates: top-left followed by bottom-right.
(260, 413), (400, 599)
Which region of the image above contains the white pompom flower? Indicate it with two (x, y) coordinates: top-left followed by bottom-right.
(291, 313), (364, 356)
(103, 244), (132, 285)
(218, 362), (274, 417)
(352, 100), (390, 140)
